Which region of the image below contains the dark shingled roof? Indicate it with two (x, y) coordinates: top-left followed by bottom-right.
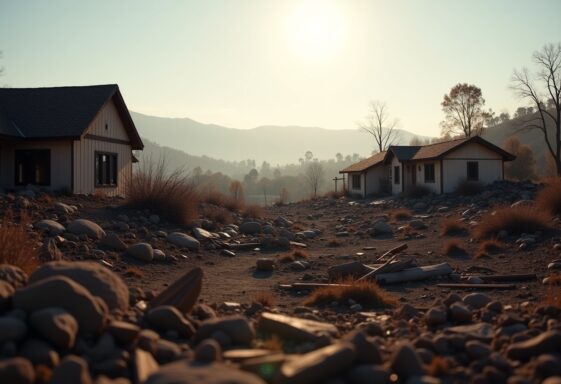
(0, 84), (143, 149)
(340, 151), (386, 173)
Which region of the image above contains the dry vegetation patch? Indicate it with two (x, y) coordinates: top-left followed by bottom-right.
(391, 208), (413, 221)
(201, 205), (234, 225)
(253, 291), (275, 307)
(536, 178), (561, 216)
(242, 204), (265, 219)
(0, 211), (39, 274)
(125, 266), (144, 278)
(476, 239), (504, 258)
(278, 250), (309, 263)
(442, 239), (467, 257)
(327, 238), (341, 247)
(440, 218), (468, 236)
(473, 206), (552, 240)
(304, 279), (397, 308)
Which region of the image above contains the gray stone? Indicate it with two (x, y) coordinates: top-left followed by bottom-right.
(13, 276), (108, 334)
(108, 320), (140, 345)
(135, 348), (160, 383)
(99, 233), (127, 251)
(0, 357), (35, 384)
(167, 232), (200, 250)
(196, 315), (255, 345)
(146, 305), (195, 338)
(35, 219), (65, 235)
(343, 329), (382, 364)
(0, 317), (27, 343)
(279, 343), (356, 384)
(390, 343), (424, 380)
(145, 361), (265, 384)
(195, 339), (222, 362)
(258, 312), (338, 342)
(463, 293), (491, 309)
(507, 331), (561, 361)
(29, 261), (129, 311)
(127, 243), (154, 262)
(30, 307), (78, 350)
(153, 249), (166, 261)
(50, 355), (92, 384)
(67, 219), (106, 239)
(240, 222), (262, 235)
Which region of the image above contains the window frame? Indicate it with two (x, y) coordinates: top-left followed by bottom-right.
(351, 174), (361, 190)
(424, 163), (435, 183)
(467, 161), (479, 181)
(94, 151), (118, 188)
(394, 166), (400, 184)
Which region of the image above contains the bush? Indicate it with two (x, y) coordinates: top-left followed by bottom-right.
(304, 279), (397, 308)
(477, 239), (503, 258)
(0, 211), (39, 273)
(242, 204), (265, 219)
(440, 218), (468, 236)
(126, 158), (198, 226)
(536, 178), (561, 216)
(455, 180), (484, 196)
(442, 239), (467, 256)
(391, 208), (413, 221)
(473, 206), (552, 240)
(200, 205), (233, 225)
(403, 185), (431, 198)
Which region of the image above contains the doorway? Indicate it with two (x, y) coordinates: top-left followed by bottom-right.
(15, 149), (51, 186)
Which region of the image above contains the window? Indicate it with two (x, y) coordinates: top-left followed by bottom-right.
(15, 149), (51, 186)
(424, 163), (435, 183)
(351, 174), (361, 189)
(467, 161), (479, 181)
(95, 152), (118, 187)
(394, 166), (400, 184)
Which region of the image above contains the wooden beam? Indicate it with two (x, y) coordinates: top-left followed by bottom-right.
(375, 263), (453, 284)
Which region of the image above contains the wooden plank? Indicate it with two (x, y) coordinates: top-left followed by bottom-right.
(225, 243), (261, 250)
(375, 263), (453, 284)
(376, 243), (408, 261)
(437, 283), (516, 289)
(478, 274), (537, 282)
(359, 256), (414, 281)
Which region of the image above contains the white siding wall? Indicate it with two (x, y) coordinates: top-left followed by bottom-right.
(442, 159), (502, 193)
(413, 161), (441, 194)
(73, 99), (133, 196)
(0, 140), (72, 191)
(347, 173), (365, 197)
(365, 165), (388, 196)
(391, 156), (402, 195)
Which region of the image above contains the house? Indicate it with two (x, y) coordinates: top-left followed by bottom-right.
(0, 84), (143, 196)
(340, 136), (515, 197)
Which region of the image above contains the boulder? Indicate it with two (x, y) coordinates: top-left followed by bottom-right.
(196, 315), (255, 345)
(13, 276), (108, 334)
(99, 233), (127, 251)
(67, 219), (106, 239)
(30, 307), (78, 350)
(240, 222), (261, 235)
(50, 355), (92, 384)
(35, 219), (66, 235)
(146, 305), (196, 338)
(0, 357), (35, 384)
(127, 243), (154, 262)
(167, 232), (200, 251)
(506, 331), (561, 361)
(29, 261), (129, 311)
(145, 361), (265, 384)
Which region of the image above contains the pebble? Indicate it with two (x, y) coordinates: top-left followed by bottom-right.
(463, 293), (491, 309)
(29, 307), (78, 350)
(146, 305), (195, 338)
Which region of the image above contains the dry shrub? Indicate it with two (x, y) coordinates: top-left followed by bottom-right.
(222, 195), (244, 212)
(243, 204), (265, 219)
(278, 250), (308, 263)
(125, 266), (144, 278)
(391, 208), (413, 221)
(536, 178), (561, 216)
(126, 158), (198, 226)
(442, 239), (467, 256)
(253, 290), (275, 307)
(455, 180), (484, 196)
(304, 279), (397, 308)
(477, 239), (503, 257)
(327, 238), (341, 247)
(440, 218), (468, 236)
(201, 205), (233, 225)
(0, 211), (39, 273)
(473, 206), (552, 240)
(292, 250), (309, 259)
(200, 189), (226, 206)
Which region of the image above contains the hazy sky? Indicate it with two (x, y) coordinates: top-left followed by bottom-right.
(1, 0), (560, 137)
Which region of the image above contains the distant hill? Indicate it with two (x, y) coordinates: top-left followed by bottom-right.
(131, 112), (432, 165)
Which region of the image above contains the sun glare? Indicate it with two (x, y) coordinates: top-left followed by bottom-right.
(285, 1), (347, 62)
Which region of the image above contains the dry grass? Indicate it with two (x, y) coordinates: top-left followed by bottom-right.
(243, 204), (265, 219)
(455, 180), (484, 196)
(442, 239), (467, 256)
(126, 158), (198, 226)
(473, 206), (552, 240)
(0, 211), (39, 274)
(476, 238), (503, 258)
(324, 190), (346, 199)
(440, 218), (468, 236)
(327, 238), (341, 247)
(201, 205), (234, 225)
(304, 279), (397, 308)
(253, 290), (275, 307)
(278, 250), (309, 263)
(536, 178), (561, 216)
(222, 195), (244, 212)
(391, 208), (413, 221)
(125, 266), (144, 278)
(201, 189), (227, 206)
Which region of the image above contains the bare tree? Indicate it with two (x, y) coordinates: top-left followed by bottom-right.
(440, 83), (489, 137)
(358, 101), (399, 153)
(511, 43), (561, 175)
(305, 161), (325, 198)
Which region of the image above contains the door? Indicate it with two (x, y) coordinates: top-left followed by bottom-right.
(15, 149), (51, 186)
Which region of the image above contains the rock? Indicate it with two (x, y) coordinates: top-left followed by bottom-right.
(108, 320), (140, 345)
(348, 365), (389, 384)
(167, 232), (200, 251)
(534, 354), (561, 378)
(154, 339), (182, 363)
(134, 348), (160, 383)
(425, 307), (447, 326)
(38, 238), (64, 262)
(150, 267), (203, 313)
(409, 219), (427, 230)
(127, 243), (154, 262)
(0, 357), (35, 384)
(146, 305), (195, 338)
(446, 322), (494, 341)
(67, 219), (106, 239)
(465, 340), (491, 360)
(35, 219), (66, 235)
(370, 220), (393, 235)
(463, 293), (491, 309)
(19, 338), (59, 368)
(449, 302), (473, 323)
(390, 343), (424, 380)
(192, 227), (214, 240)
(30, 307), (78, 350)
(29, 261), (129, 311)
(240, 222), (262, 235)
(54, 202), (76, 215)
(99, 233), (127, 251)
(343, 330), (382, 364)
(256, 258), (275, 271)
(0, 317), (27, 343)
(396, 304), (420, 319)
(506, 331), (561, 361)
(145, 361), (265, 384)
(13, 276), (108, 334)
(196, 315), (255, 346)
(0, 280), (14, 310)
(0, 264), (27, 287)
(258, 312), (338, 342)
(195, 339), (222, 362)
(544, 378), (561, 384)
(279, 343), (356, 384)
(153, 249), (166, 261)
(149, 214), (160, 224)
(50, 355), (92, 384)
